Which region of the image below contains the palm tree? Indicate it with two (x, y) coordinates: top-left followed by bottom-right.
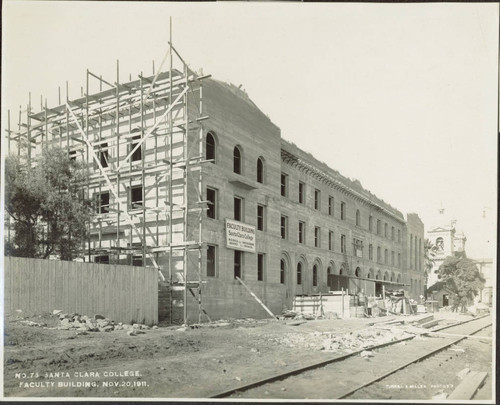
(423, 238), (437, 291)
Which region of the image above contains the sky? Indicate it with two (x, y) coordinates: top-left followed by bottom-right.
(2, 2), (498, 259)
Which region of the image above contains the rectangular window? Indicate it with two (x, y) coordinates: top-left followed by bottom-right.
(132, 255), (143, 266)
(314, 189), (321, 210)
(234, 196), (243, 221)
(377, 219), (381, 235)
(329, 231), (334, 251)
(398, 229), (401, 243)
(384, 249), (388, 264)
(280, 260), (285, 284)
(131, 135), (142, 162)
(206, 187), (217, 219)
(130, 185), (143, 209)
(299, 221), (305, 244)
(391, 226), (395, 241)
(234, 250), (242, 279)
(281, 173), (287, 197)
(369, 244), (373, 260)
(377, 246), (381, 263)
(369, 216), (373, 232)
(385, 223), (388, 238)
(314, 227), (320, 248)
(257, 204), (265, 231)
(95, 143), (109, 168)
(353, 238), (363, 258)
(299, 182), (305, 204)
(207, 245), (217, 277)
(257, 253), (264, 281)
(341, 202), (346, 220)
(391, 251), (395, 266)
(281, 216), (287, 239)
(95, 191), (110, 214)
(328, 196), (334, 216)
(398, 253), (401, 268)
(341, 234), (346, 253)
(95, 255), (109, 264)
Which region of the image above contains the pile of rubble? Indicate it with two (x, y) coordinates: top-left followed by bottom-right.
(53, 310), (156, 335)
(279, 310), (327, 321)
(267, 326), (413, 353)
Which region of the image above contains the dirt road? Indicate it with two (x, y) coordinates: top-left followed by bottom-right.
(3, 311), (492, 400)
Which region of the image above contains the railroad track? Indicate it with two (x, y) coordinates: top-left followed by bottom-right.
(210, 314), (491, 399)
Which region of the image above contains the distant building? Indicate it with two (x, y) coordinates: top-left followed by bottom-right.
(426, 222), (466, 288)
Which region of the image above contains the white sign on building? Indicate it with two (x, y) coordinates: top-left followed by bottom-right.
(225, 219), (256, 253)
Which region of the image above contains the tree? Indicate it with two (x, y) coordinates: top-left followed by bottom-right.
(423, 238), (437, 290)
(436, 255), (485, 313)
(5, 147), (91, 260)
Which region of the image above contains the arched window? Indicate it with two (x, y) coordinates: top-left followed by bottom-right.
(383, 272), (388, 281)
(297, 262), (302, 285)
(280, 259), (286, 284)
(339, 267), (343, 276)
(206, 132), (216, 163)
(356, 210), (361, 226)
(355, 267), (361, 277)
(436, 237), (444, 251)
(233, 146), (242, 174)
(312, 265), (318, 287)
(257, 157), (264, 183)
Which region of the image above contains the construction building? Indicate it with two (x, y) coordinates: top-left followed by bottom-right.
(5, 41), (426, 324)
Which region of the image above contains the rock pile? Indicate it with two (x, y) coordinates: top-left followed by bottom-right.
(53, 310), (154, 334)
(267, 326), (413, 353)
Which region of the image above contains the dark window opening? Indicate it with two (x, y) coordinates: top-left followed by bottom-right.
(355, 267), (361, 277)
(297, 262), (302, 285)
(369, 216), (373, 232)
(313, 265), (318, 287)
(132, 255), (143, 266)
(280, 260), (285, 284)
(257, 205), (265, 231)
(207, 187), (217, 219)
(233, 146), (241, 174)
(341, 234), (346, 253)
(69, 151), (77, 161)
(257, 158), (264, 183)
(95, 255), (109, 264)
(299, 182), (305, 204)
(314, 227), (320, 248)
(314, 189), (320, 210)
(341, 202), (346, 220)
(131, 135), (142, 162)
(234, 197), (242, 221)
(281, 216), (287, 239)
(257, 253), (264, 281)
(281, 173), (287, 197)
(206, 132), (216, 162)
(130, 185), (143, 209)
(207, 245), (216, 277)
(299, 221), (305, 244)
(328, 196), (334, 216)
(234, 250), (242, 279)
(356, 209), (360, 226)
(329, 231), (333, 251)
(98, 143), (109, 168)
(96, 192), (110, 214)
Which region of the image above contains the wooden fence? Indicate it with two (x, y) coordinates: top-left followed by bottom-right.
(4, 256), (158, 325)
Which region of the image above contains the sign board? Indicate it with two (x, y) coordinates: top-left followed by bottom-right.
(225, 219), (256, 253)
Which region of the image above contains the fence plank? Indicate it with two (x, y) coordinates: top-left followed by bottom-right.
(4, 257), (157, 324)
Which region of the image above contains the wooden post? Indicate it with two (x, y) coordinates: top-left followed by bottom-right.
(341, 288), (344, 318)
(236, 277), (276, 319)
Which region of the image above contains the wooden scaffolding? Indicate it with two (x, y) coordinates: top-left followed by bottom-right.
(4, 23), (211, 325)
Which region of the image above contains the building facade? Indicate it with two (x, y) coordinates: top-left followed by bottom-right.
(6, 64), (426, 323)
